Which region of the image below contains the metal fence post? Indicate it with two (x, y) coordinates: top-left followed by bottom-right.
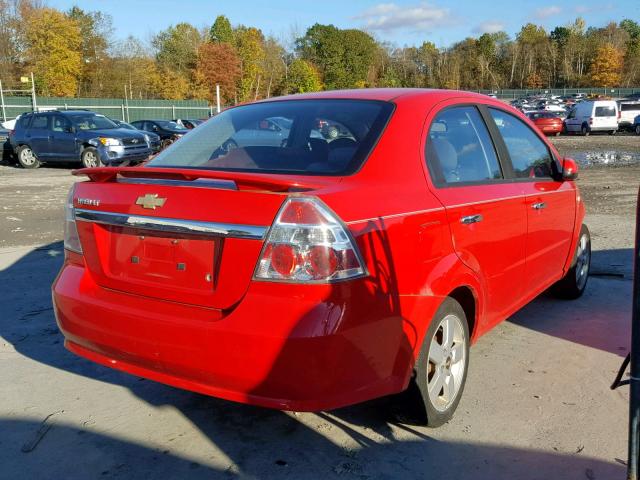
(121, 104), (125, 121)
(628, 187), (640, 480)
(172, 105), (176, 119)
(30, 72), (37, 112)
(0, 79), (6, 123)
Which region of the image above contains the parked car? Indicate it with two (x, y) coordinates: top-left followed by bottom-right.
(175, 119), (205, 129)
(53, 89), (588, 426)
(526, 111), (563, 136)
(130, 120), (189, 149)
(617, 101), (640, 131)
(563, 100), (619, 135)
(113, 120), (161, 153)
(221, 116), (324, 151)
(0, 127), (12, 162)
(9, 110), (151, 168)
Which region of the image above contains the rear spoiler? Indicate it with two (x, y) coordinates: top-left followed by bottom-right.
(72, 167), (329, 192)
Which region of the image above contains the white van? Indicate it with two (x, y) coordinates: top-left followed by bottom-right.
(564, 100), (619, 135)
(618, 101), (640, 130)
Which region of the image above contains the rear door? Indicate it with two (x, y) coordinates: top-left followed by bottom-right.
(487, 108), (576, 294)
(425, 104), (527, 326)
(592, 103), (618, 130)
(28, 114), (52, 158)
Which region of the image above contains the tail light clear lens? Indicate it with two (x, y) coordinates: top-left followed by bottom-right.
(64, 185), (82, 254)
(254, 197), (366, 283)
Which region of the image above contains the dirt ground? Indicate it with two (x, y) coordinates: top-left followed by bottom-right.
(0, 135), (638, 479)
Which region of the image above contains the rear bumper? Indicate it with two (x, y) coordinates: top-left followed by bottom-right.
(52, 257), (423, 411)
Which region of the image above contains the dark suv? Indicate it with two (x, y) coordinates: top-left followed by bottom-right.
(130, 120), (188, 149)
(9, 110), (151, 169)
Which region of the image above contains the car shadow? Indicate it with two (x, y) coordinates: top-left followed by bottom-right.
(0, 241), (630, 478)
(509, 248), (633, 357)
(0, 416), (625, 479)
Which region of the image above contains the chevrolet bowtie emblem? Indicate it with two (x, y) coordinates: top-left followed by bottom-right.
(135, 194), (166, 210)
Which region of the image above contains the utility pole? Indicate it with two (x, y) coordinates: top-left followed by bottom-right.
(30, 72), (37, 112)
(216, 84), (221, 114)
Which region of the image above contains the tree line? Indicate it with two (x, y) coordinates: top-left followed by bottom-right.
(1, 1), (638, 104)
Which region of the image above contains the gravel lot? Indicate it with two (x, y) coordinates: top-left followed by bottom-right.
(0, 134), (638, 479)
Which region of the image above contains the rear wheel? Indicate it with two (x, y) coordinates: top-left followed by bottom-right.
(392, 297), (470, 427)
(554, 131), (561, 136)
(581, 124), (590, 136)
(81, 147), (101, 168)
(552, 224), (591, 300)
(635, 124), (640, 135)
(609, 130), (617, 135)
(17, 145), (40, 169)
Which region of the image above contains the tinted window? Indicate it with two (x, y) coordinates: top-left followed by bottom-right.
(148, 100), (393, 175)
(17, 115), (32, 129)
(489, 108), (555, 179)
(620, 104), (640, 112)
(595, 106), (616, 117)
(426, 106), (502, 185)
(31, 115), (49, 130)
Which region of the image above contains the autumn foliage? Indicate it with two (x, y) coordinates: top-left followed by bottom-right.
(589, 43), (624, 87)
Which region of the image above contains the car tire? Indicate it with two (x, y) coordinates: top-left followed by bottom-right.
(16, 145), (40, 169)
(555, 131), (561, 136)
(81, 147), (101, 168)
(635, 124), (640, 135)
(609, 130), (617, 136)
(551, 224), (591, 300)
(581, 124), (590, 136)
(391, 297), (470, 427)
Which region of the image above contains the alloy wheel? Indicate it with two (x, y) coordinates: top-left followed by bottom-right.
(84, 151), (98, 168)
(575, 233), (590, 290)
(20, 148), (36, 166)
(427, 313), (467, 412)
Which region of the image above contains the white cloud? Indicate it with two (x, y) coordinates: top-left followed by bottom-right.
(533, 5), (562, 19)
(354, 2), (455, 32)
(473, 21), (506, 34)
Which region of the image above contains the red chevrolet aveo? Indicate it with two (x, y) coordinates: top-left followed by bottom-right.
(53, 89), (590, 426)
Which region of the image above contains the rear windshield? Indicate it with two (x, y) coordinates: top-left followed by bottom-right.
(594, 106), (616, 117)
(147, 99), (394, 175)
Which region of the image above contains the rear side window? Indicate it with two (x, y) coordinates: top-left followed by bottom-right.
(595, 106), (616, 117)
(426, 106), (502, 185)
(489, 108), (555, 179)
(620, 104), (640, 112)
(16, 115), (32, 129)
(147, 100), (394, 176)
(31, 115), (49, 130)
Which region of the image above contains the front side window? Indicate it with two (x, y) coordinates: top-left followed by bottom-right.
(426, 106), (502, 185)
(489, 108), (555, 179)
(52, 115), (72, 132)
(148, 100), (393, 175)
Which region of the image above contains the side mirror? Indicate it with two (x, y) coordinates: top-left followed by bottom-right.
(562, 157), (579, 180)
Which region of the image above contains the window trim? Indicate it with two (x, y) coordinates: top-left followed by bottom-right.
(484, 106), (561, 182)
(424, 103), (507, 189)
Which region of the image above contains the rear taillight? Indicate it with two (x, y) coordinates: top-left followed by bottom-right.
(64, 185), (82, 254)
(588, 117), (593, 125)
(254, 197), (366, 283)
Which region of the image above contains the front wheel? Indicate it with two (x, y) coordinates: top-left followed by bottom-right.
(551, 224), (591, 299)
(392, 297), (470, 427)
(635, 124), (640, 135)
(17, 145), (40, 169)
(81, 147), (101, 168)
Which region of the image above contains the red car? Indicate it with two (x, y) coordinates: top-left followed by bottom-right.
(53, 89), (589, 426)
(527, 111), (564, 136)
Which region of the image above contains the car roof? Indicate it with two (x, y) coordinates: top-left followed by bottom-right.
(259, 88), (494, 105)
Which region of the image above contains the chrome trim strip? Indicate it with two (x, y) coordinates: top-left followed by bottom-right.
(75, 209), (267, 240)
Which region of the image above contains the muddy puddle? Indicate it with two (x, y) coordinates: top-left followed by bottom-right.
(565, 150), (640, 168)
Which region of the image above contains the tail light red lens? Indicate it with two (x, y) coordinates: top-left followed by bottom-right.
(254, 197), (366, 283)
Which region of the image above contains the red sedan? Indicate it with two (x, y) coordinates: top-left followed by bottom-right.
(527, 111), (565, 136)
(53, 89), (589, 426)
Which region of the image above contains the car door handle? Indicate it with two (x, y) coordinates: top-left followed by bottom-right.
(532, 202), (546, 210)
(460, 214), (483, 224)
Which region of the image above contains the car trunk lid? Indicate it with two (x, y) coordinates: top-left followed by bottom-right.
(71, 167), (330, 309)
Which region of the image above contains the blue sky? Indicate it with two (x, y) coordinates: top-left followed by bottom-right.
(49, 0), (640, 48)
